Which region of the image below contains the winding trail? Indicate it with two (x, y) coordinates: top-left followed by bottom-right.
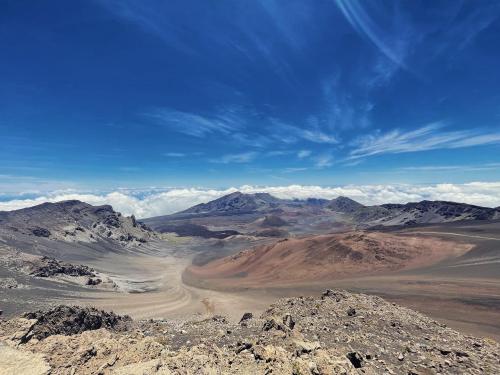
(409, 231), (500, 241)
(78, 240), (275, 321)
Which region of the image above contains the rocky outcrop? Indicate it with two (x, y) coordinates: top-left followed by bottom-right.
(0, 290), (498, 374)
(30, 256), (96, 278)
(0, 200), (156, 246)
(19, 305), (131, 343)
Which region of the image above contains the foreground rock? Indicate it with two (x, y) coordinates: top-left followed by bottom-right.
(0, 290), (498, 374)
(19, 305), (131, 343)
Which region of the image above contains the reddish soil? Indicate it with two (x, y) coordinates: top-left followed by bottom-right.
(186, 231), (472, 288)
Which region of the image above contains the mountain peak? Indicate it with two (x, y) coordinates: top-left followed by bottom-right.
(177, 191), (285, 216)
(327, 196), (364, 213)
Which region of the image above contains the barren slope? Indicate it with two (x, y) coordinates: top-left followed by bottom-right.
(186, 231), (473, 288)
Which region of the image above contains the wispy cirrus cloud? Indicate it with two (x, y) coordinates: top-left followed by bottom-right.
(349, 122), (500, 159)
(209, 152), (259, 164)
(163, 152), (186, 157)
(314, 154), (334, 168)
(399, 163), (500, 172)
(97, 1), (197, 55)
(297, 150), (311, 159)
(269, 119), (338, 144)
(146, 107), (245, 138)
(335, 0), (411, 71)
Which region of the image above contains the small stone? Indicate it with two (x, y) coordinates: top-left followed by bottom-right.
(262, 318), (280, 331)
(294, 340), (321, 355)
(308, 362), (320, 375)
(398, 353), (404, 361)
(347, 307), (356, 316)
(236, 342), (252, 354)
(346, 352), (364, 368)
(239, 312), (253, 324)
(283, 313), (295, 330)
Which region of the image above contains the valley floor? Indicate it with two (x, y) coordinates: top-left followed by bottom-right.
(2, 224), (500, 343)
(77, 244), (500, 342)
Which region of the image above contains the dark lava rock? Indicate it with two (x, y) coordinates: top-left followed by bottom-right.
(236, 342), (253, 354)
(346, 351), (364, 368)
(103, 214), (121, 228)
(21, 305), (131, 343)
(239, 312), (253, 324)
(86, 278), (102, 286)
(262, 318), (281, 331)
(321, 289), (346, 302)
(283, 313), (295, 330)
(31, 227), (51, 237)
(30, 257), (95, 278)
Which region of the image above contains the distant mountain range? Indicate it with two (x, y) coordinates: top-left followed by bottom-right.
(2, 195), (499, 242)
(144, 191), (500, 235)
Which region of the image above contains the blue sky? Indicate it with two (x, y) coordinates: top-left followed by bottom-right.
(2, 0), (500, 195)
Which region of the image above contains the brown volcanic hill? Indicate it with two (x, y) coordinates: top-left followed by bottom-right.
(186, 231), (472, 288)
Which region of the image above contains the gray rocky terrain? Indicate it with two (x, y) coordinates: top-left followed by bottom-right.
(0, 290), (498, 374)
(0, 200), (155, 246)
(144, 192), (500, 238)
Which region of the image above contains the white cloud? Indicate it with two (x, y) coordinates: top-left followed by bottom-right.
(2, 182), (500, 218)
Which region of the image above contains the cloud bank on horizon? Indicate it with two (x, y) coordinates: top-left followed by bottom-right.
(1, 1), (500, 188)
(1, 182), (500, 218)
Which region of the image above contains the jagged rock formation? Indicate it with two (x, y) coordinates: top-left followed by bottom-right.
(327, 197), (500, 226)
(19, 305), (131, 343)
(29, 256), (103, 285)
(0, 291), (498, 374)
(0, 200), (154, 246)
(376, 200), (500, 225)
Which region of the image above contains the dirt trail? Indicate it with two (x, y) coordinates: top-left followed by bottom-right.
(78, 250), (276, 321)
(410, 231), (500, 241)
